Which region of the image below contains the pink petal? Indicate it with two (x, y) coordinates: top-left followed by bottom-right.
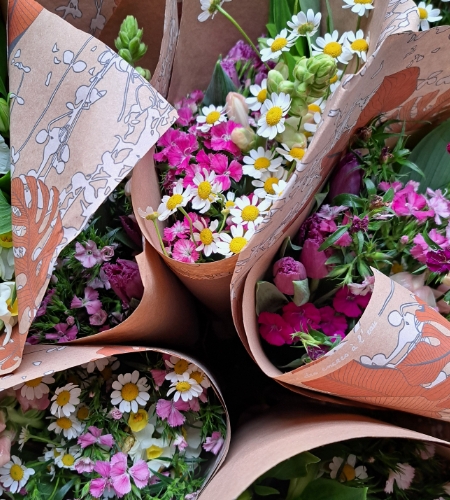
(129, 460), (150, 489)
(112, 474), (131, 498)
(88, 426), (102, 438)
(111, 452), (128, 477)
(70, 296), (83, 309)
(90, 478), (107, 498)
(93, 460), (111, 477)
(78, 433), (98, 449)
(99, 434), (115, 449)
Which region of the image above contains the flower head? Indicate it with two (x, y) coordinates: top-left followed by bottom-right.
(191, 169), (223, 213)
(193, 218), (220, 257)
(196, 104), (227, 132)
(54, 445), (82, 470)
(273, 257), (307, 295)
(282, 302), (321, 332)
(344, 29), (370, 62)
(74, 240), (102, 268)
(258, 312), (294, 346)
(50, 383), (81, 418)
(329, 454), (368, 481)
(14, 375), (55, 401)
(243, 147), (283, 179)
(158, 181), (193, 221)
(203, 431), (224, 455)
(252, 168), (287, 200)
(78, 426), (114, 449)
(48, 414), (83, 439)
(110, 371), (150, 414)
(333, 286), (371, 318)
(70, 286), (102, 315)
(276, 142), (306, 169)
(384, 463), (415, 493)
(167, 373), (203, 402)
(257, 92), (291, 140)
(246, 80), (268, 111)
(287, 9), (321, 37)
(210, 120), (242, 156)
(342, 0), (374, 17)
(230, 195), (272, 228)
(261, 29), (299, 62)
(417, 2), (442, 31)
(0, 456), (35, 494)
(198, 0), (231, 22)
(102, 259), (144, 307)
(172, 239), (200, 263)
(0, 282), (18, 345)
(156, 398), (186, 427)
(312, 31), (352, 65)
(216, 224), (255, 257)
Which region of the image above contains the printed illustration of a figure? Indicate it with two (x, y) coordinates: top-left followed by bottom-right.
(56, 0), (82, 20)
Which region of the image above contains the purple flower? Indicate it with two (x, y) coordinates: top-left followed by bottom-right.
(71, 287), (102, 315)
(78, 426), (115, 449)
(36, 289), (56, 317)
(226, 40), (258, 62)
(328, 153), (362, 201)
(102, 259), (144, 307)
(45, 323), (78, 343)
(89, 309), (108, 326)
(392, 184), (435, 222)
(100, 246), (115, 262)
(75, 240), (103, 268)
(307, 346), (329, 361)
(120, 215), (143, 250)
(300, 239), (330, 279)
(350, 215), (369, 234)
(426, 248), (450, 273)
(203, 431), (224, 455)
(273, 257), (307, 295)
(258, 312), (294, 346)
(318, 306), (348, 336)
(89, 268), (111, 290)
(333, 287), (371, 318)
(282, 302), (321, 332)
(427, 188), (450, 225)
(220, 59), (239, 87)
(156, 399), (186, 427)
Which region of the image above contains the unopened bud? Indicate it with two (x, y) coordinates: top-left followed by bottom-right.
(231, 127), (257, 153)
(267, 70), (285, 94)
(226, 92), (249, 127)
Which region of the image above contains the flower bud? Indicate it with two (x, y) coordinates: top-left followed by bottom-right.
(273, 257), (307, 295)
(289, 96), (308, 117)
(230, 126), (257, 153)
(328, 153), (362, 201)
(136, 67), (151, 80)
(0, 99), (9, 135)
(278, 80), (295, 95)
(267, 70), (285, 94)
(274, 61), (289, 80)
(300, 239), (330, 279)
(277, 117), (307, 149)
(356, 127), (372, 142)
(225, 92), (249, 127)
(294, 54), (337, 101)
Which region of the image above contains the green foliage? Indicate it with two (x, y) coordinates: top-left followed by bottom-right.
(203, 60), (238, 106)
(256, 281), (289, 315)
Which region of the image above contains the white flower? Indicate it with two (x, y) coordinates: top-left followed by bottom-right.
(50, 383), (81, 418)
(417, 2), (442, 30)
(0, 282), (18, 346)
(276, 143), (307, 168)
(230, 195), (272, 227)
(329, 454), (368, 481)
(42, 441), (66, 462)
(196, 104), (227, 132)
(287, 9), (321, 37)
(75, 404), (90, 422)
(193, 218), (220, 257)
(111, 371), (150, 414)
(198, 0), (231, 22)
(216, 224), (255, 257)
(342, 0), (374, 16)
(245, 80), (268, 111)
(48, 414), (83, 439)
(54, 445), (82, 470)
(303, 112), (322, 142)
(146, 436), (176, 473)
(14, 375), (55, 401)
(191, 169), (223, 213)
(243, 147), (283, 179)
(0, 135), (10, 174)
(167, 372), (203, 402)
(223, 192), (236, 212)
(344, 29), (370, 62)
(188, 366), (211, 390)
(81, 356), (119, 374)
(158, 181), (193, 221)
(384, 463), (415, 493)
(0, 456), (35, 494)
(129, 422), (156, 462)
(330, 69), (343, 93)
(183, 420), (203, 463)
(165, 356), (195, 383)
(137, 206), (159, 221)
(312, 31), (353, 65)
(257, 92), (291, 140)
(0, 246), (14, 281)
(267, 180), (289, 201)
(261, 29), (298, 62)
(252, 168), (288, 200)
(18, 427), (30, 451)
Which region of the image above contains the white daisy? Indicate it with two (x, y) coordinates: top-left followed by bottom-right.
(344, 29), (370, 62)
(54, 445), (82, 470)
(18, 427), (30, 451)
(329, 454), (368, 481)
(0, 282), (18, 345)
(216, 224), (256, 257)
(303, 112), (322, 142)
(158, 181), (193, 221)
(223, 192), (236, 211)
(252, 168), (288, 200)
(287, 9), (321, 37)
(307, 99), (326, 115)
(167, 372), (203, 402)
(417, 2), (442, 30)
(137, 206), (159, 221)
(81, 356), (119, 374)
(196, 104), (227, 132)
(48, 414), (83, 440)
(261, 29), (299, 62)
(267, 180), (290, 200)
(198, 0), (231, 22)
(42, 441), (66, 462)
(243, 147), (283, 179)
(245, 79), (268, 111)
(342, 0), (374, 16)
(191, 169), (223, 213)
(14, 375), (55, 401)
(165, 356), (195, 383)
(193, 218), (220, 257)
(257, 92), (291, 140)
(276, 143), (307, 168)
(330, 69), (343, 93)
(111, 371), (150, 414)
(230, 195), (272, 227)
(50, 383), (81, 418)
(146, 436), (176, 473)
(0, 456), (35, 494)
(312, 30), (353, 65)
(189, 366), (211, 390)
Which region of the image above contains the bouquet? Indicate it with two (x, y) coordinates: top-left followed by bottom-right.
(0, 345), (229, 499)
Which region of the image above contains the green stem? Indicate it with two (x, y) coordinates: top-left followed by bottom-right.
(287, 160), (297, 181)
(29, 434), (62, 447)
(218, 214), (228, 233)
(325, 0), (334, 33)
(306, 34), (313, 58)
(355, 56), (360, 74)
(179, 207), (195, 242)
(340, 63), (349, 81)
(356, 14), (361, 32)
(152, 220), (168, 257)
(293, 0), (299, 15)
(48, 477), (60, 500)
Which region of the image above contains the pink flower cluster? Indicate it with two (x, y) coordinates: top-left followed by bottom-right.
(78, 426), (114, 449)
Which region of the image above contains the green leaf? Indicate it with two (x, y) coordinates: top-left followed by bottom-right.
(203, 60), (237, 107)
(300, 478), (368, 500)
(279, 357), (308, 369)
(256, 281), (289, 315)
(0, 190), (11, 234)
(332, 194), (365, 208)
(0, 171), (10, 193)
(266, 23), (278, 39)
(357, 259), (371, 278)
(382, 188), (394, 203)
(364, 178), (376, 196)
(0, 16), (7, 98)
(318, 225), (350, 252)
(53, 479), (76, 500)
(262, 452), (320, 480)
(254, 485), (280, 496)
(356, 231), (364, 254)
(279, 236), (301, 258)
(273, 0), (293, 32)
(293, 279), (310, 306)
(285, 52), (297, 80)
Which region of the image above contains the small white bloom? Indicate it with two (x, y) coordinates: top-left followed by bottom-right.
(312, 30), (353, 65)
(342, 0), (374, 17)
(110, 371), (150, 414)
(188, 366), (211, 390)
(196, 104), (227, 132)
(216, 224), (256, 257)
(0, 282), (18, 346)
(329, 454), (368, 481)
(252, 168), (288, 200)
(384, 463), (415, 493)
(245, 79), (268, 111)
(42, 441), (66, 462)
(303, 112), (322, 142)
(330, 69), (343, 93)
(81, 356), (119, 374)
(243, 147), (283, 179)
(165, 356), (196, 383)
(267, 180), (289, 201)
(54, 445), (82, 470)
(48, 414), (83, 440)
(230, 195), (272, 227)
(261, 29), (299, 62)
(417, 2), (442, 30)
(191, 169), (223, 213)
(0, 456), (35, 494)
(158, 181), (193, 221)
(344, 29), (370, 62)
(137, 206), (160, 221)
(287, 9), (321, 37)
(167, 372), (203, 402)
(276, 143), (307, 169)
(193, 218), (221, 257)
(14, 375), (55, 401)
(198, 0), (231, 22)
(18, 427), (30, 451)
(50, 383), (81, 418)
(257, 92), (291, 140)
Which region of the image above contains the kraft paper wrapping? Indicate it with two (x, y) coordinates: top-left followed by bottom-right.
(200, 409), (450, 500)
(0, 343), (231, 493)
(1, 0), (187, 375)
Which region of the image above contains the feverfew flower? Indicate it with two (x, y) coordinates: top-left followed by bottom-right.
(384, 463), (415, 493)
(189, 366), (211, 390)
(246, 80), (268, 111)
(193, 219), (220, 257)
(48, 414), (83, 439)
(0, 456), (35, 494)
(196, 104), (227, 132)
(342, 0), (374, 16)
(312, 31), (353, 65)
(303, 112), (322, 142)
(287, 9), (321, 37)
(50, 383), (81, 417)
(0, 282), (18, 345)
(267, 179), (289, 201)
(54, 445), (82, 470)
(329, 454), (368, 481)
(14, 375), (55, 401)
(216, 224), (255, 257)
(276, 143), (306, 169)
(257, 92), (291, 140)
(81, 356), (120, 374)
(158, 181), (193, 221)
(261, 29), (298, 62)
(243, 147), (283, 179)
(191, 169), (223, 213)
(167, 372), (203, 402)
(110, 371), (150, 413)
(344, 29), (370, 62)
(198, 0), (231, 22)
(230, 195), (272, 227)
(252, 168), (288, 200)
(417, 2), (442, 30)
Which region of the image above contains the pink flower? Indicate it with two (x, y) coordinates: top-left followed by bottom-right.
(45, 323), (78, 343)
(400, 235), (409, 244)
(378, 181), (402, 192)
(384, 463), (415, 493)
(102, 259), (144, 307)
(273, 257), (307, 295)
(100, 245), (115, 262)
(282, 302), (321, 332)
(90, 461), (114, 498)
(183, 163), (204, 188)
(75, 457), (95, 474)
(426, 248), (450, 273)
(411, 229), (449, 263)
(300, 239), (330, 279)
(348, 276), (375, 296)
(210, 121), (242, 156)
(0, 435), (12, 467)
(174, 435), (188, 451)
(150, 369), (167, 388)
(318, 306), (348, 336)
(109, 408), (123, 420)
(89, 309), (108, 326)
(176, 107), (194, 127)
(203, 431), (224, 455)
(392, 188), (434, 222)
(166, 133), (199, 174)
(225, 92), (249, 127)
(335, 231), (352, 247)
(89, 268), (111, 290)
(75, 240), (103, 268)
(333, 286), (371, 318)
(129, 459), (150, 489)
(156, 399), (186, 427)
(154, 129), (184, 162)
(78, 426), (114, 449)
(209, 153), (242, 191)
(258, 312), (294, 346)
(71, 286), (102, 315)
(110, 453), (132, 497)
(172, 239), (199, 263)
(15, 391), (50, 412)
(36, 288), (56, 317)
(164, 221), (189, 242)
(427, 188), (450, 224)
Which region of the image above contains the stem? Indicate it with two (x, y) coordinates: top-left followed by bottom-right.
(325, 0), (334, 33)
(355, 56), (360, 74)
(340, 63), (349, 81)
(218, 214), (228, 233)
(48, 477), (60, 500)
(152, 220), (169, 257)
(179, 207), (195, 242)
(306, 34), (313, 58)
(356, 14), (361, 32)
(287, 160), (297, 181)
(294, 0), (299, 15)
(29, 434), (62, 447)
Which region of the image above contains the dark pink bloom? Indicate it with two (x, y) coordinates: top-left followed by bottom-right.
(156, 399), (186, 427)
(176, 107), (194, 127)
(300, 239), (330, 279)
(174, 435), (188, 451)
(36, 288), (56, 317)
(75, 457), (95, 474)
(282, 302), (321, 332)
(89, 309), (108, 326)
(392, 189), (434, 222)
(71, 286), (102, 315)
(447, 143), (450, 154)
(379, 181), (402, 192)
(172, 239), (199, 263)
(427, 188), (450, 224)
(150, 369), (167, 388)
(75, 240), (102, 268)
(163, 220), (189, 242)
(350, 215), (369, 234)
(328, 153), (362, 201)
(129, 460), (150, 489)
(258, 312), (294, 346)
(220, 58), (239, 86)
(78, 426), (114, 449)
(45, 323), (78, 343)
(318, 306), (348, 336)
(210, 121), (242, 156)
(166, 133), (199, 174)
(335, 231), (352, 247)
(102, 259), (144, 307)
(333, 286), (371, 318)
(154, 129), (183, 162)
(307, 346), (329, 361)
(209, 153), (242, 190)
(174, 399), (190, 412)
(411, 230), (449, 263)
(203, 431), (224, 455)
(189, 397), (200, 412)
(190, 90), (204, 102)
(183, 163), (204, 188)
(426, 248), (450, 273)
(273, 257), (307, 295)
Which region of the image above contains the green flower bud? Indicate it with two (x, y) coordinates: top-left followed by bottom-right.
(289, 96), (308, 117)
(118, 48), (132, 64)
(231, 126), (257, 153)
(115, 15), (148, 68)
(129, 37), (141, 58)
(278, 80), (295, 95)
(267, 70), (285, 94)
(136, 67), (151, 80)
(274, 60), (289, 80)
(0, 98), (9, 135)
(276, 119), (307, 149)
(294, 53), (337, 101)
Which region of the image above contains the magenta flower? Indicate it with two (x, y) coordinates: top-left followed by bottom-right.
(109, 408), (123, 420)
(333, 286), (371, 318)
(71, 286), (102, 315)
(74, 240), (103, 268)
(426, 248), (450, 273)
(427, 188), (450, 224)
(318, 306), (348, 336)
(350, 215), (369, 234)
(45, 323), (78, 343)
(183, 163), (204, 188)
(102, 259), (144, 307)
(78, 426), (114, 449)
(128, 459), (150, 489)
(203, 431), (224, 455)
(273, 257), (307, 295)
(258, 312), (294, 346)
(36, 288), (56, 317)
(90, 461), (114, 499)
(300, 239), (330, 279)
(328, 153), (362, 201)
(75, 457), (95, 474)
(282, 302), (321, 332)
(154, 129), (183, 162)
(176, 107), (194, 127)
(166, 133), (199, 174)
(172, 239), (199, 263)
(335, 231), (352, 247)
(190, 90), (204, 102)
(89, 309), (108, 326)
(209, 153), (242, 190)
(411, 230), (448, 263)
(150, 369), (167, 388)
(156, 398), (186, 427)
(89, 269), (111, 290)
(163, 221), (189, 243)
(392, 188), (434, 222)
(210, 121), (242, 156)
(307, 346), (329, 361)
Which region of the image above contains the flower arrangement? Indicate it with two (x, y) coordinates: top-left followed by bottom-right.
(0, 351), (226, 499)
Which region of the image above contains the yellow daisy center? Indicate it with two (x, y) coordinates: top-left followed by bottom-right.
(7, 298), (18, 317)
(392, 262), (403, 274)
(329, 74), (338, 84)
(191, 371), (204, 384)
(197, 181), (212, 200)
(174, 359), (189, 374)
(264, 177), (279, 195)
(266, 107), (283, 126)
(271, 37), (288, 52)
(308, 104), (322, 113)
(176, 381), (192, 393)
(56, 390), (71, 407)
(121, 382), (139, 402)
(101, 366), (113, 381)
(146, 445), (163, 460)
(206, 110), (221, 125)
(241, 205), (260, 222)
(355, 0), (372, 3)
(25, 377), (43, 388)
(257, 89), (267, 103)
(351, 39), (369, 52)
(304, 131), (313, 139)
(62, 454), (75, 467)
(225, 200), (235, 208)
(166, 194), (183, 211)
(200, 228), (214, 245)
(289, 147), (305, 160)
(0, 232), (13, 249)
(340, 464), (356, 482)
(56, 417), (72, 430)
(77, 406), (89, 421)
(254, 157), (271, 170)
(10, 464), (24, 482)
(229, 236), (247, 254)
(128, 409), (149, 432)
(418, 7), (428, 19)
(323, 41), (342, 58)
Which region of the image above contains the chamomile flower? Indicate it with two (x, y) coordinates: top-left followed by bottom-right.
(230, 195), (272, 227)
(330, 69), (343, 93)
(167, 372), (203, 402)
(287, 9), (321, 37)
(137, 206), (159, 221)
(18, 427), (30, 451)
(0, 456), (35, 494)
(267, 180), (289, 200)
(223, 192), (236, 213)
(14, 375), (55, 401)
(257, 92), (291, 140)
(189, 367), (211, 390)
(303, 112), (322, 142)
(198, 0), (231, 22)
(165, 356), (195, 383)
(329, 454), (368, 481)
(42, 441), (66, 462)
(158, 181), (193, 221)
(261, 29), (299, 62)
(344, 29), (370, 62)
(216, 224), (256, 257)
(196, 105), (227, 132)
(243, 147), (283, 179)
(276, 143), (307, 169)
(111, 371), (150, 414)
(252, 168), (288, 200)
(75, 404), (90, 422)
(246, 79), (268, 111)
(312, 31), (353, 65)
(191, 170), (223, 213)
(48, 414), (83, 439)
(81, 356), (119, 374)
(342, 0), (374, 16)
(50, 383), (81, 417)
(193, 219), (220, 257)
(307, 99), (326, 115)
(417, 2), (442, 30)
(54, 445), (82, 470)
